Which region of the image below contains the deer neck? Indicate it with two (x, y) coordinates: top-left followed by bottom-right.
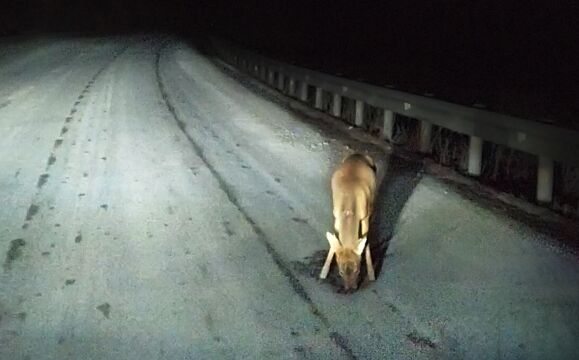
(337, 212), (359, 249)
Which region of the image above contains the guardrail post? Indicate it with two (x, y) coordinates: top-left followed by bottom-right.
(267, 69), (275, 85)
(332, 94), (342, 117)
(277, 73), (284, 90)
(536, 156), (554, 203)
(419, 121), (432, 153)
(315, 87), (323, 110)
(467, 136), (483, 176)
(299, 82), (308, 102)
(259, 66), (266, 81)
(288, 78), (296, 96)
(382, 110), (394, 141)
(355, 100), (364, 127)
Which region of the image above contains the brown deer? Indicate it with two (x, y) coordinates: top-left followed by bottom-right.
(320, 153), (377, 290)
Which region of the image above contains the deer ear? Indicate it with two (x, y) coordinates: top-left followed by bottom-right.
(355, 237), (367, 256)
(326, 232), (341, 250)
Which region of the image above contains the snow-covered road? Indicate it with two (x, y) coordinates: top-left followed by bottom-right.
(1, 35), (578, 360)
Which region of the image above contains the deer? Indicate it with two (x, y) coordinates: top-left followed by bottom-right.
(320, 153), (377, 290)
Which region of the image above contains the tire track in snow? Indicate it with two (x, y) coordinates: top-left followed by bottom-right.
(155, 41), (357, 360)
(4, 43), (130, 273)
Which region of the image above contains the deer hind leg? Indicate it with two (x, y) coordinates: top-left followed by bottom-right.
(320, 247), (335, 279)
(360, 217), (375, 281)
(333, 215), (341, 234)
(365, 245), (375, 281)
(360, 216), (369, 238)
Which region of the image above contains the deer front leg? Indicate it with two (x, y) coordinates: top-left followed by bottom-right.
(320, 247), (335, 279)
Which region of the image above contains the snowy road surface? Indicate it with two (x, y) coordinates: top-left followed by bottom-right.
(1, 35), (578, 360)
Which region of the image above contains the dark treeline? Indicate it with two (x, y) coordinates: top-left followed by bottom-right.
(1, 0), (577, 124)
(208, 1), (577, 125)
(2, 0), (208, 35)
(212, 2), (570, 93)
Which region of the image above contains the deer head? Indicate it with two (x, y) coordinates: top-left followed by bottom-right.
(326, 232), (367, 290)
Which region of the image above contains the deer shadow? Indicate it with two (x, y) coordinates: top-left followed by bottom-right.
(360, 153), (424, 285)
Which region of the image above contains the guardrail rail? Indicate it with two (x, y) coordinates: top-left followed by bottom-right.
(211, 37), (579, 210)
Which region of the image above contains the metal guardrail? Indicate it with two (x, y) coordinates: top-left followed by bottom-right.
(211, 37), (579, 204)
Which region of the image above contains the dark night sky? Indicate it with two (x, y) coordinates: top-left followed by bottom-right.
(1, 0), (577, 125)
